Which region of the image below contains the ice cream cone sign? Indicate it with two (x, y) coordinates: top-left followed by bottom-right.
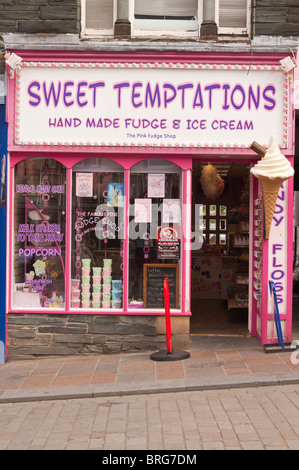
(250, 136), (294, 239)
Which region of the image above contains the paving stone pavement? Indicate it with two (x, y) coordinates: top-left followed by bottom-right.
(0, 384), (299, 450)
(0, 335), (299, 450)
(1, 335), (299, 404)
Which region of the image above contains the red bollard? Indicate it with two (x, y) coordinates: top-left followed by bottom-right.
(163, 277), (172, 354)
(150, 276), (190, 362)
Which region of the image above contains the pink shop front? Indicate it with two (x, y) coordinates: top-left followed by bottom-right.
(4, 50), (295, 358)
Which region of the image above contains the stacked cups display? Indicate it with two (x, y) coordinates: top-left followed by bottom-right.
(103, 259), (112, 268)
(81, 260), (91, 308)
(71, 279), (81, 308)
(82, 259), (91, 268)
(92, 266), (102, 307)
(112, 280), (122, 308)
(102, 259), (112, 308)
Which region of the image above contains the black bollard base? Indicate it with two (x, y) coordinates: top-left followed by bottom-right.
(150, 349), (190, 362)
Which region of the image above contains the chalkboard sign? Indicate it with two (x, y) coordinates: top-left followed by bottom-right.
(143, 264), (179, 309)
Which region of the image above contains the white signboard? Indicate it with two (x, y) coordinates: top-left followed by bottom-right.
(15, 62), (289, 149)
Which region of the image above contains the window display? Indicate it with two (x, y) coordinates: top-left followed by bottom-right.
(11, 156), (184, 313)
(13, 158), (66, 308)
(71, 158), (124, 309)
(128, 160), (182, 309)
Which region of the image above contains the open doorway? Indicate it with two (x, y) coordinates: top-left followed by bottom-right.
(190, 161), (250, 335)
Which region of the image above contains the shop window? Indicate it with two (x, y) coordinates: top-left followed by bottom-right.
(209, 233), (216, 245)
(217, 0), (249, 35)
(220, 219), (226, 231)
(129, 160), (182, 310)
(199, 204), (228, 249)
(81, 0), (116, 37)
(209, 205), (216, 216)
(219, 233), (227, 245)
(133, 0), (250, 36)
(81, 0), (250, 37)
(209, 219), (216, 231)
(71, 158), (124, 310)
(134, 0), (198, 32)
(220, 205), (227, 216)
(13, 158), (66, 309)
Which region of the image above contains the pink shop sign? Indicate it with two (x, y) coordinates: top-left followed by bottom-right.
(267, 182), (288, 314)
(13, 62), (290, 149)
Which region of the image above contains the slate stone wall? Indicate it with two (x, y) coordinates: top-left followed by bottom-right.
(1, 1), (299, 38)
(7, 313), (164, 359)
(0, 0), (80, 34)
(253, 0), (299, 36)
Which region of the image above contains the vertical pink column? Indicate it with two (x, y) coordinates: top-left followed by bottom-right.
(7, 161), (13, 314)
(260, 174), (293, 346)
(123, 168), (129, 312)
(182, 168), (192, 314)
(286, 170), (294, 342)
(65, 167), (72, 311)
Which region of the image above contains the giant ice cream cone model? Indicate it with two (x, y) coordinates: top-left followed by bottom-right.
(250, 136), (294, 239)
(258, 175), (286, 239)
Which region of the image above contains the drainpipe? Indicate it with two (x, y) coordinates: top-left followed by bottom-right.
(200, 0), (218, 40)
(114, 0), (131, 37)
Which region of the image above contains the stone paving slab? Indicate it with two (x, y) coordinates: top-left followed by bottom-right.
(1, 384), (299, 450)
(0, 336), (299, 403)
(0, 370), (299, 404)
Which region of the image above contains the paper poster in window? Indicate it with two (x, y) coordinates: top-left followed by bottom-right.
(148, 174), (165, 198)
(135, 199), (152, 223)
(76, 173), (93, 197)
(107, 183), (124, 207)
(163, 199), (181, 223)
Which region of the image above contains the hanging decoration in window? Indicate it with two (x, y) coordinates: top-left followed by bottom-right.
(200, 163), (224, 200)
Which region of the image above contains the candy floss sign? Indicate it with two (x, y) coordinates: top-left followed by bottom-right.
(267, 182), (288, 314)
(14, 62), (289, 149)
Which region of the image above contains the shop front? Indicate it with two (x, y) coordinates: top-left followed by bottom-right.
(190, 160), (251, 335)
(5, 50), (295, 358)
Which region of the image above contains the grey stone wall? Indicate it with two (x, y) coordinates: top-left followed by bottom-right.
(1, 1), (299, 38)
(7, 313), (165, 360)
(0, 0), (80, 34)
(253, 0), (299, 36)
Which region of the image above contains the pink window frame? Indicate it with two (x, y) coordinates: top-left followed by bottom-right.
(8, 152), (192, 317)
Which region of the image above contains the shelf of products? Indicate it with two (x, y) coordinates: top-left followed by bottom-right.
(226, 257), (249, 309)
(252, 195), (263, 312)
(226, 180), (249, 309)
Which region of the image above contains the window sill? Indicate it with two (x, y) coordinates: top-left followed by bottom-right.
(80, 30), (115, 39)
(79, 31), (250, 43)
(9, 308), (190, 316)
(132, 29), (199, 38)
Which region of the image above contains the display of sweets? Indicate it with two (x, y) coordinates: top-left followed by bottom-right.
(49, 291), (65, 308)
(112, 279), (122, 309)
(81, 258), (91, 268)
(72, 258), (122, 310)
(71, 278), (81, 308)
